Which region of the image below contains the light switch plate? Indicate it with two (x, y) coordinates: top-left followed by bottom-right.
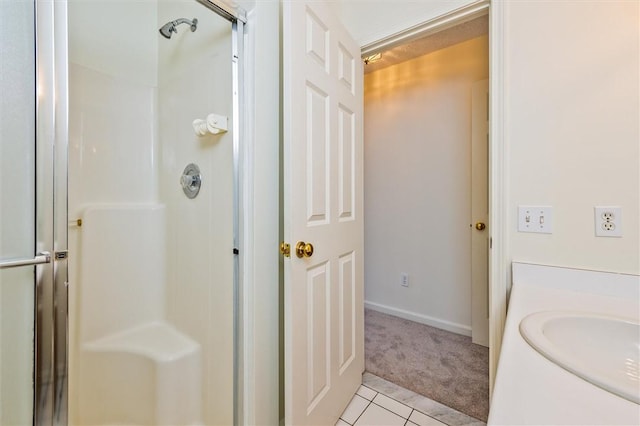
(518, 205), (553, 234)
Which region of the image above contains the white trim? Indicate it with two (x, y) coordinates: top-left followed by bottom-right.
(361, 0), (490, 57)
(365, 301), (472, 337)
(240, 13), (254, 426)
(241, 3), (281, 425)
(231, 17), (246, 426)
(488, 0), (508, 400)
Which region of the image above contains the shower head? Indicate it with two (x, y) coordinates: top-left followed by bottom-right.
(159, 18), (198, 39)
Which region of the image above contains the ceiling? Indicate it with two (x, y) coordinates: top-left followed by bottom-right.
(363, 15), (489, 74)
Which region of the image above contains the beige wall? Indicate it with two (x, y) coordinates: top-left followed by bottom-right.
(364, 36), (489, 333)
(339, 0), (640, 276)
(505, 1), (639, 274)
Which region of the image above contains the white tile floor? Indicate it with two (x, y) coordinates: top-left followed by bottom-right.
(338, 385), (448, 426)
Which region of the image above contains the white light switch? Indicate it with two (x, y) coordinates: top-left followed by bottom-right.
(518, 205), (553, 234)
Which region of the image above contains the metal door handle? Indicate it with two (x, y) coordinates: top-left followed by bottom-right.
(0, 251), (51, 269)
(295, 242), (314, 258)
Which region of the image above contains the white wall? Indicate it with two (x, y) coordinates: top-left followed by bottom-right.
(505, 1), (639, 275)
(364, 36), (489, 334)
(67, 1), (160, 422)
(68, 0), (158, 87)
(335, 0), (478, 47)
(67, 0), (159, 208)
(157, 1), (234, 423)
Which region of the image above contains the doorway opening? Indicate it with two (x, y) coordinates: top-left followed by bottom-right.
(362, 13), (490, 422)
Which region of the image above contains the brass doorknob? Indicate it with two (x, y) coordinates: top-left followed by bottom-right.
(295, 241), (314, 258)
(475, 222), (486, 231)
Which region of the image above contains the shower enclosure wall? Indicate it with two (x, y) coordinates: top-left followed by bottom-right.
(68, 0), (237, 424)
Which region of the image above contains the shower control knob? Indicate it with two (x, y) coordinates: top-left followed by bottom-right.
(181, 163), (202, 199)
(181, 174), (199, 188)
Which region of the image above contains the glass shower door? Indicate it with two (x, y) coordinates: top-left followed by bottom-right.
(1, 0), (67, 424)
(0, 0), (38, 423)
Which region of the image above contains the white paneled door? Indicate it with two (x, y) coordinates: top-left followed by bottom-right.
(283, 1), (364, 424)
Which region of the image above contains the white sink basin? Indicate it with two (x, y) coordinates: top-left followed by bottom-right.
(520, 311), (640, 404)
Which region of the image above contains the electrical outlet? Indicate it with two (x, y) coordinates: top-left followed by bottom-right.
(594, 206), (622, 237)
(518, 205), (553, 234)
(400, 273), (409, 287)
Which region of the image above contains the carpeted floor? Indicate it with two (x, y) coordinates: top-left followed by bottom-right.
(365, 308), (489, 422)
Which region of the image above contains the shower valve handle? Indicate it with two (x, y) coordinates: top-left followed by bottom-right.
(180, 163), (202, 199)
(181, 174), (200, 189)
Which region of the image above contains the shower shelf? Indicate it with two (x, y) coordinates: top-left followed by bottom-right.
(80, 321), (203, 425)
(84, 321), (199, 362)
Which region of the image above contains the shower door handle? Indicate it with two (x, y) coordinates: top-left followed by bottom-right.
(0, 251), (51, 269)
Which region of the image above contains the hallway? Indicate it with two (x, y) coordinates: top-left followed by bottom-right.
(364, 310), (488, 421)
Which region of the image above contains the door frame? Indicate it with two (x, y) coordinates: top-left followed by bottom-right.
(361, 0), (507, 398)
(196, 1), (248, 424)
(34, 0), (69, 423)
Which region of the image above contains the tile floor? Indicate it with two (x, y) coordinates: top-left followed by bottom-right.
(338, 384), (447, 426)
(338, 373), (486, 426)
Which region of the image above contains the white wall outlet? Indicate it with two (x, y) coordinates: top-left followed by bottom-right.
(400, 273), (409, 287)
(594, 206), (622, 237)
(518, 205), (553, 234)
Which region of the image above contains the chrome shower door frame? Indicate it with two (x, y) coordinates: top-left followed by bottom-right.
(34, 0), (69, 424)
(196, 1), (246, 425)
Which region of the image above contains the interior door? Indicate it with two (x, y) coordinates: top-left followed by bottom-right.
(283, 1), (364, 424)
(471, 79), (489, 347)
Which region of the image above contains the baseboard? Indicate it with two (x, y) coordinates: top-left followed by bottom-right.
(364, 301), (472, 337)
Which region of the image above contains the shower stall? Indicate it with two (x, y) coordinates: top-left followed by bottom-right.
(1, 0), (245, 424)
(67, 0), (244, 424)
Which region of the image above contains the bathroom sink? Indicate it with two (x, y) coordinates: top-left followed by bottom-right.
(520, 311), (640, 404)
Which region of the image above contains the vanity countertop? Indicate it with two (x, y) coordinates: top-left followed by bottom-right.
(488, 262), (640, 426)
